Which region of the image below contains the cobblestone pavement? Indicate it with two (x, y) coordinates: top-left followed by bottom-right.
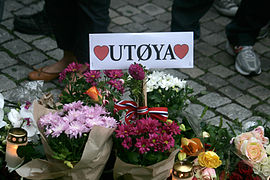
(0, 0), (270, 128)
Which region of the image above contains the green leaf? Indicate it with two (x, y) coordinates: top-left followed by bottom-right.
(126, 151), (140, 164)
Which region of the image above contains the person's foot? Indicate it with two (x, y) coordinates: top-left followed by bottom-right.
(28, 51), (76, 82)
(226, 42), (261, 76)
(13, 9), (53, 36)
(213, 0), (238, 17)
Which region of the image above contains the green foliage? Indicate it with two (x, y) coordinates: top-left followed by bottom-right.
(60, 73), (99, 106)
(200, 117), (241, 175)
(122, 65), (148, 106)
(113, 134), (171, 166)
(147, 86), (193, 121)
(47, 133), (89, 162)
(17, 142), (46, 163)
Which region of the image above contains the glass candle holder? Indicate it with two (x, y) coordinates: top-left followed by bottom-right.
(5, 128), (27, 169)
(172, 160), (194, 180)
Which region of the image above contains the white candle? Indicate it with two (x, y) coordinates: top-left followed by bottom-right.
(5, 141), (24, 168)
(5, 128), (27, 169)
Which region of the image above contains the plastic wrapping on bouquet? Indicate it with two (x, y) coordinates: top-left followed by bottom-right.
(5, 128), (27, 169)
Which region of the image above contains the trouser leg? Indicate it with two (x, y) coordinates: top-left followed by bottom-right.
(171, 0), (214, 39)
(73, 0), (111, 63)
(226, 0), (270, 46)
(45, 0), (111, 63)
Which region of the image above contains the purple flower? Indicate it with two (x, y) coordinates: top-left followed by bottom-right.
(65, 120), (88, 138)
(160, 133), (175, 152)
(148, 133), (159, 147)
(135, 136), (150, 154)
(63, 101), (83, 112)
(39, 102), (117, 139)
(24, 101), (31, 110)
(122, 137), (132, 150)
(104, 70), (124, 79)
(115, 124), (130, 138)
(128, 63), (145, 80)
(59, 62), (82, 82)
(162, 121), (181, 135)
(83, 70), (101, 84)
(107, 79), (124, 94)
(50, 121), (68, 138)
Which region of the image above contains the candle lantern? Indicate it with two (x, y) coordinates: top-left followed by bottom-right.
(5, 128), (27, 168)
(172, 160), (194, 180)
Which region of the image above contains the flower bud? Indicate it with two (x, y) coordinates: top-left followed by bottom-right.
(64, 160), (74, 168)
(178, 152), (187, 161)
(202, 131), (210, 138)
(85, 86), (102, 102)
(179, 124), (186, 131)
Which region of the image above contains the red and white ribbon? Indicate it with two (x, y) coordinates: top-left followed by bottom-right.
(114, 100), (168, 124)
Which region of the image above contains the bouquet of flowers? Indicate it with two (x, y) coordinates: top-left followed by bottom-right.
(232, 126), (270, 179)
(114, 117), (181, 166)
(16, 62), (123, 179)
(38, 101), (117, 164)
(59, 62), (124, 117)
(147, 71), (192, 121)
(113, 64), (181, 180)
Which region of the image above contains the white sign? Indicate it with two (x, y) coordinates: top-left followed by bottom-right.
(89, 32), (193, 70)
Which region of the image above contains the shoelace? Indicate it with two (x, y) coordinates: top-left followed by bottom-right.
(240, 46), (256, 60)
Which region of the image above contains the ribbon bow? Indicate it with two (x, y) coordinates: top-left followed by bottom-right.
(114, 100), (168, 124)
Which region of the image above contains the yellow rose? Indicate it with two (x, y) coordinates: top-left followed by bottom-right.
(198, 151), (222, 168)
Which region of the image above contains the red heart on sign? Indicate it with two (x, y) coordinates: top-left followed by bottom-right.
(174, 44), (189, 59)
(94, 45), (109, 61)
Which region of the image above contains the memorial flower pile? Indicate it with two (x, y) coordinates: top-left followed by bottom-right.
(59, 62), (124, 117)
(39, 101), (117, 164)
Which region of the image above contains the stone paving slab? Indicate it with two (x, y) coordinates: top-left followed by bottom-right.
(0, 0), (269, 127)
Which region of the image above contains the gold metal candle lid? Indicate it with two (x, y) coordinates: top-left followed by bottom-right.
(173, 161), (193, 173)
(7, 128), (27, 144)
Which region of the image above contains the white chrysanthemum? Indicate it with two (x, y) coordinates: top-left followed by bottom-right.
(147, 71), (187, 92)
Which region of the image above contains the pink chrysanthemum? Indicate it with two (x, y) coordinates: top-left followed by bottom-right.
(39, 102), (117, 139)
(59, 62), (83, 82)
(107, 79), (124, 94)
(104, 70), (124, 79)
(128, 63), (145, 80)
(122, 137), (132, 150)
(83, 70), (101, 84)
(135, 136), (150, 154)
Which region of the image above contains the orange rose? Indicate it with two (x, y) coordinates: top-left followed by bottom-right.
(85, 86), (102, 102)
(181, 137), (204, 156)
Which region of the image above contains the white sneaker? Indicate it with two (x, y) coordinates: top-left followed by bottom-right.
(213, 0), (238, 17)
(226, 42), (261, 76)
